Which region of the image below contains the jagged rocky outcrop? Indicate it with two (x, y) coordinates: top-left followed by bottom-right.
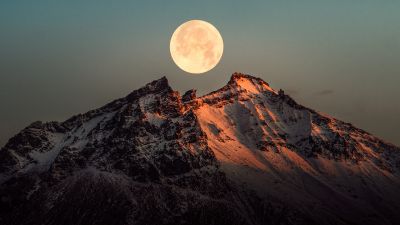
(182, 89), (197, 103)
(1, 73), (399, 225)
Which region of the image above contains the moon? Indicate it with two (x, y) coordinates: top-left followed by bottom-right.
(170, 20), (224, 74)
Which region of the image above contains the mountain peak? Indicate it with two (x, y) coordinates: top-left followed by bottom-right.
(143, 76), (170, 91)
(126, 76), (172, 101)
(227, 72), (275, 94)
(230, 72), (258, 80)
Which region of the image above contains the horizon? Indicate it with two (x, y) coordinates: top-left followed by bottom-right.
(2, 71), (398, 147)
(1, 1), (399, 146)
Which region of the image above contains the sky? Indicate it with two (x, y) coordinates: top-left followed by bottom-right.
(0, 0), (399, 147)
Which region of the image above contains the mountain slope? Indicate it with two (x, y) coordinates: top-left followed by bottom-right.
(0, 73), (399, 225)
(195, 73), (400, 225)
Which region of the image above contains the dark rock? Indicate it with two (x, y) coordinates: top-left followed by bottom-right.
(182, 89), (197, 102)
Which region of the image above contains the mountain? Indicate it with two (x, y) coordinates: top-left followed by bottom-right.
(1, 73), (399, 225)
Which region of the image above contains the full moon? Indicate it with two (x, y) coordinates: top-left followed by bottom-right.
(170, 20), (224, 74)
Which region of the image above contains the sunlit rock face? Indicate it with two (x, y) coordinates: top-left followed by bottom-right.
(1, 73), (400, 225)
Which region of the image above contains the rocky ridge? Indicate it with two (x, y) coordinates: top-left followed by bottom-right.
(0, 73), (399, 225)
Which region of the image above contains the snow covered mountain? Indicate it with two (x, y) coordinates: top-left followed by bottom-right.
(1, 73), (399, 225)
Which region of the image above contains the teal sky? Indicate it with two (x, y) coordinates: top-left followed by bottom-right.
(1, 1), (399, 146)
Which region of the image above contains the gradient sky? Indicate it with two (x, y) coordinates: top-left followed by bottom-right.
(1, 0), (399, 147)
